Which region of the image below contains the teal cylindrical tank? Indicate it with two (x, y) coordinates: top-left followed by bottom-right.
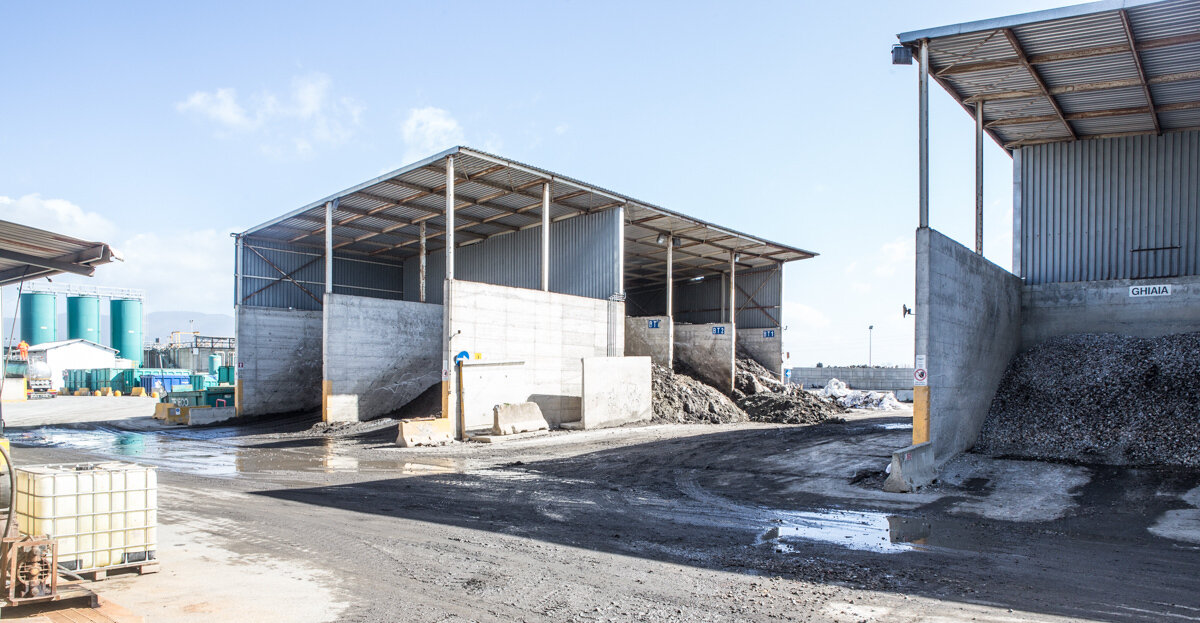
(67, 296), (101, 342)
(19, 293), (56, 345)
(110, 298), (144, 366)
(208, 353), (222, 374)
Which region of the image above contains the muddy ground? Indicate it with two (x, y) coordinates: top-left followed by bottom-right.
(3, 397), (1200, 622)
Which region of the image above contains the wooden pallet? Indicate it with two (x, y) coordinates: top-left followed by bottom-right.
(74, 562), (158, 582)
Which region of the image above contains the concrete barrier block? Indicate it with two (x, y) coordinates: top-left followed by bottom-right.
(580, 357), (652, 429)
(492, 402), (549, 435)
(188, 405), (236, 426)
(397, 417), (454, 447)
(154, 402), (180, 420)
(883, 442), (936, 493)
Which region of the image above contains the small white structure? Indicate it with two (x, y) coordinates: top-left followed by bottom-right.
(25, 339), (123, 391)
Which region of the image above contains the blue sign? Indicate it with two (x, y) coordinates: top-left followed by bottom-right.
(763, 329), (776, 338)
(712, 326), (726, 335)
(784, 369), (791, 379)
(648, 319), (661, 329)
(454, 350), (470, 364)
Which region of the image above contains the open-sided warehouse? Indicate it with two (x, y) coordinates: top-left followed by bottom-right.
(234, 147), (814, 435)
(889, 0), (1200, 489)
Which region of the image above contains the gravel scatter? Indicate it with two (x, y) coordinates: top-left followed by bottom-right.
(978, 332), (1200, 467)
(651, 364), (748, 424)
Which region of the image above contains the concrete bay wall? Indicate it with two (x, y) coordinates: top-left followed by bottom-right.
(737, 329), (783, 378)
(789, 366), (914, 400)
(446, 280), (618, 428)
(624, 316), (672, 368)
(674, 323), (734, 394)
(237, 306), (323, 417)
(581, 356), (652, 429)
(1022, 275), (1200, 349)
(322, 294), (443, 422)
(917, 228), (1022, 464)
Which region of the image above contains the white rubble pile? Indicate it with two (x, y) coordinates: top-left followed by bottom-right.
(819, 378), (903, 411)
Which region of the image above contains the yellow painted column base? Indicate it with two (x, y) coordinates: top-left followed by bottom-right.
(321, 380), (333, 422)
(913, 385), (930, 445)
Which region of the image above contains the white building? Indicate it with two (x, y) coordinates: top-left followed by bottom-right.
(25, 339), (125, 391)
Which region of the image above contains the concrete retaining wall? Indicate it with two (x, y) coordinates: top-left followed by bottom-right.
(237, 306), (323, 417)
(917, 228), (1022, 464)
(624, 316), (672, 368)
(580, 356), (652, 429)
(447, 280), (618, 428)
(1022, 275), (1200, 349)
(790, 367), (914, 393)
(674, 323), (734, 394)
(737, 329), (783, 378)
(322, 293), (443, 422)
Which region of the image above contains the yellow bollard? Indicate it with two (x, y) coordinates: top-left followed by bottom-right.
(93, 390), (101, 397)
(113, 390), (122, 397)
(151, 391), (160, 399)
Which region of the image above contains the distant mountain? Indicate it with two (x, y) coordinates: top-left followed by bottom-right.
(1, 311), (234, 345)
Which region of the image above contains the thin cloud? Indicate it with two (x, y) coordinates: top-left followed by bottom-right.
(401, 107), (465, 162)
(177, 73), (362, 156)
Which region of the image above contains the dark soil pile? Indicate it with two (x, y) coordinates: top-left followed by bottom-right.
(737, 392), (844, 425)
(651, 364), (748, 424)
(977, 332), (1200, 467)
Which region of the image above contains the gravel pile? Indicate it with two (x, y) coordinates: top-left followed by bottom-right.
(977, 332), (1200, 467)
(737, 392), (844, 425)
(651, 364), (748, 424)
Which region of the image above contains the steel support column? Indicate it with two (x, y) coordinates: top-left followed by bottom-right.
(419, 222), (427, 303)
(919, 39), (930, 229)
(976, 100), (984, 255)
(541, 182), (550, 292)
(324, 200), (335, 294)
(666, 236), (674, 371)
(445, 155), (455, 281)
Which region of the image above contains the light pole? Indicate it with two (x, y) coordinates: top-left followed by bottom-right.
(868, 325), (874, 367)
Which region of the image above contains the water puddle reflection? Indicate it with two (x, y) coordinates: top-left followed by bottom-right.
(12, 428), (461, 477)
(759, 510), (932, 554)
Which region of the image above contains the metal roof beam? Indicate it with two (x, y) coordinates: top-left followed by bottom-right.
(1119, 9), (1160, 135)
(937, 30), (1200, 76)
(987, 100), (1200, 128)
(1004, 125), (1200, 149)
(963, 70), (1200, 103)
(0, 247), (104, 277)
(424, 164), (597, 215)
(1002, 28), (1076, 140)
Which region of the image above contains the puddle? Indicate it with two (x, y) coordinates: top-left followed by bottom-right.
(875, 422), (913, 431)
(758, 510), (932, 554)
(12, 428), (461, 477)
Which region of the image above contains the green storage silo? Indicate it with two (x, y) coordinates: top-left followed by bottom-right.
(67, 296), (101, 342)
(110, 298), (143, 365)
(19, 293), (56, 345)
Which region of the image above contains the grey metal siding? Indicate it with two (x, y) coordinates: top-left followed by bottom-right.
(402, 209), (621, 304)
(632, 266), (781, 329)
(1020, 130), (1200, 284)
(239, 238), (403, 310)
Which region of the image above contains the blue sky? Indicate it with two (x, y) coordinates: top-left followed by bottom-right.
(0, 0), (1070, 366)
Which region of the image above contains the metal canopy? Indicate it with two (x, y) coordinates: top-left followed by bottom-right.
(898, 0), (1200, 149)
(0, 219), (120, 287)
(240, 147), (816, 281)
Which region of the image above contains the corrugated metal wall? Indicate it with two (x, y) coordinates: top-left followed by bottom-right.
(403, 209), (622, 304)
(627, 266), (781, 329)
(238, 238), (404, 310)
(1019, 130), (1199, 284)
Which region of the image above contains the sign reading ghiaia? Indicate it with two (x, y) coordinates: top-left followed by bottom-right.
(1129, 284), (1171, 297)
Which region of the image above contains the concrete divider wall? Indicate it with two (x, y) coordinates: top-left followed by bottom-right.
(674, 323), (734, 394)
(737, 329), (783, 378)
(581, 356), (652, 429)
(790, 367), (914, 392)
(447, 280), (617, 427)
(918, 228), (1022, 464)
(323, 293), (443, 422)
(237, 306), (323, 417)
(624, 316), (672, 368)
(1022, 275), (1200, 349)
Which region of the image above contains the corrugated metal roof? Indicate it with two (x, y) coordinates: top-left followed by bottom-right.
(899, 0), (1200, 149)
(240, 147), (817, 278)
(0, 219), (120, 287)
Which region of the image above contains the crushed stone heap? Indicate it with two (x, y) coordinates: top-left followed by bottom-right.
(977, 332), (1200, 467)
(651, 364), (747, 424)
